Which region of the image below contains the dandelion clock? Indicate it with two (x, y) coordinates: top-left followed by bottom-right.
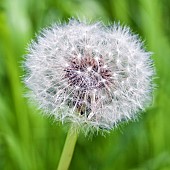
(23, 19), (154, 170)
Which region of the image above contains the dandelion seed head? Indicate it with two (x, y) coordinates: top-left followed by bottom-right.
(24, 19), (154, 135)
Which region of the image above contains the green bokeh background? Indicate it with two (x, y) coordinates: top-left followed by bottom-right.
(0, 0), (170, 169)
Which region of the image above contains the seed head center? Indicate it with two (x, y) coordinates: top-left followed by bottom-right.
(64, 55), (112, 91)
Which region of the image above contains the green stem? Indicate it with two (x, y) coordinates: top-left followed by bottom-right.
(57, 127), (78, 170)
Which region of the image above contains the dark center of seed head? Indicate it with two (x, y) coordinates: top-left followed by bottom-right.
(64, 55), (112, 91)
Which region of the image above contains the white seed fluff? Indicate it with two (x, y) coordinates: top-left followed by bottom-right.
(24, 19), (154, 134)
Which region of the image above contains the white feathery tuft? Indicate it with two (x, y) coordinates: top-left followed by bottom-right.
(24, 19), (155, 135)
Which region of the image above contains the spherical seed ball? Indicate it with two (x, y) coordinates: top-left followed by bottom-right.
(24, 19), (154, 134)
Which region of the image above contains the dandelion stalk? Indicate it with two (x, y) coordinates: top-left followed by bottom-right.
(57, 127), (78, 170)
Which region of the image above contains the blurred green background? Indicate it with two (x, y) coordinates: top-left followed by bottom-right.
(0, 0), (170, 169)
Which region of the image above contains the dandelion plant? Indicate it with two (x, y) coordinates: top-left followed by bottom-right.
(23, 19), (154, 170)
